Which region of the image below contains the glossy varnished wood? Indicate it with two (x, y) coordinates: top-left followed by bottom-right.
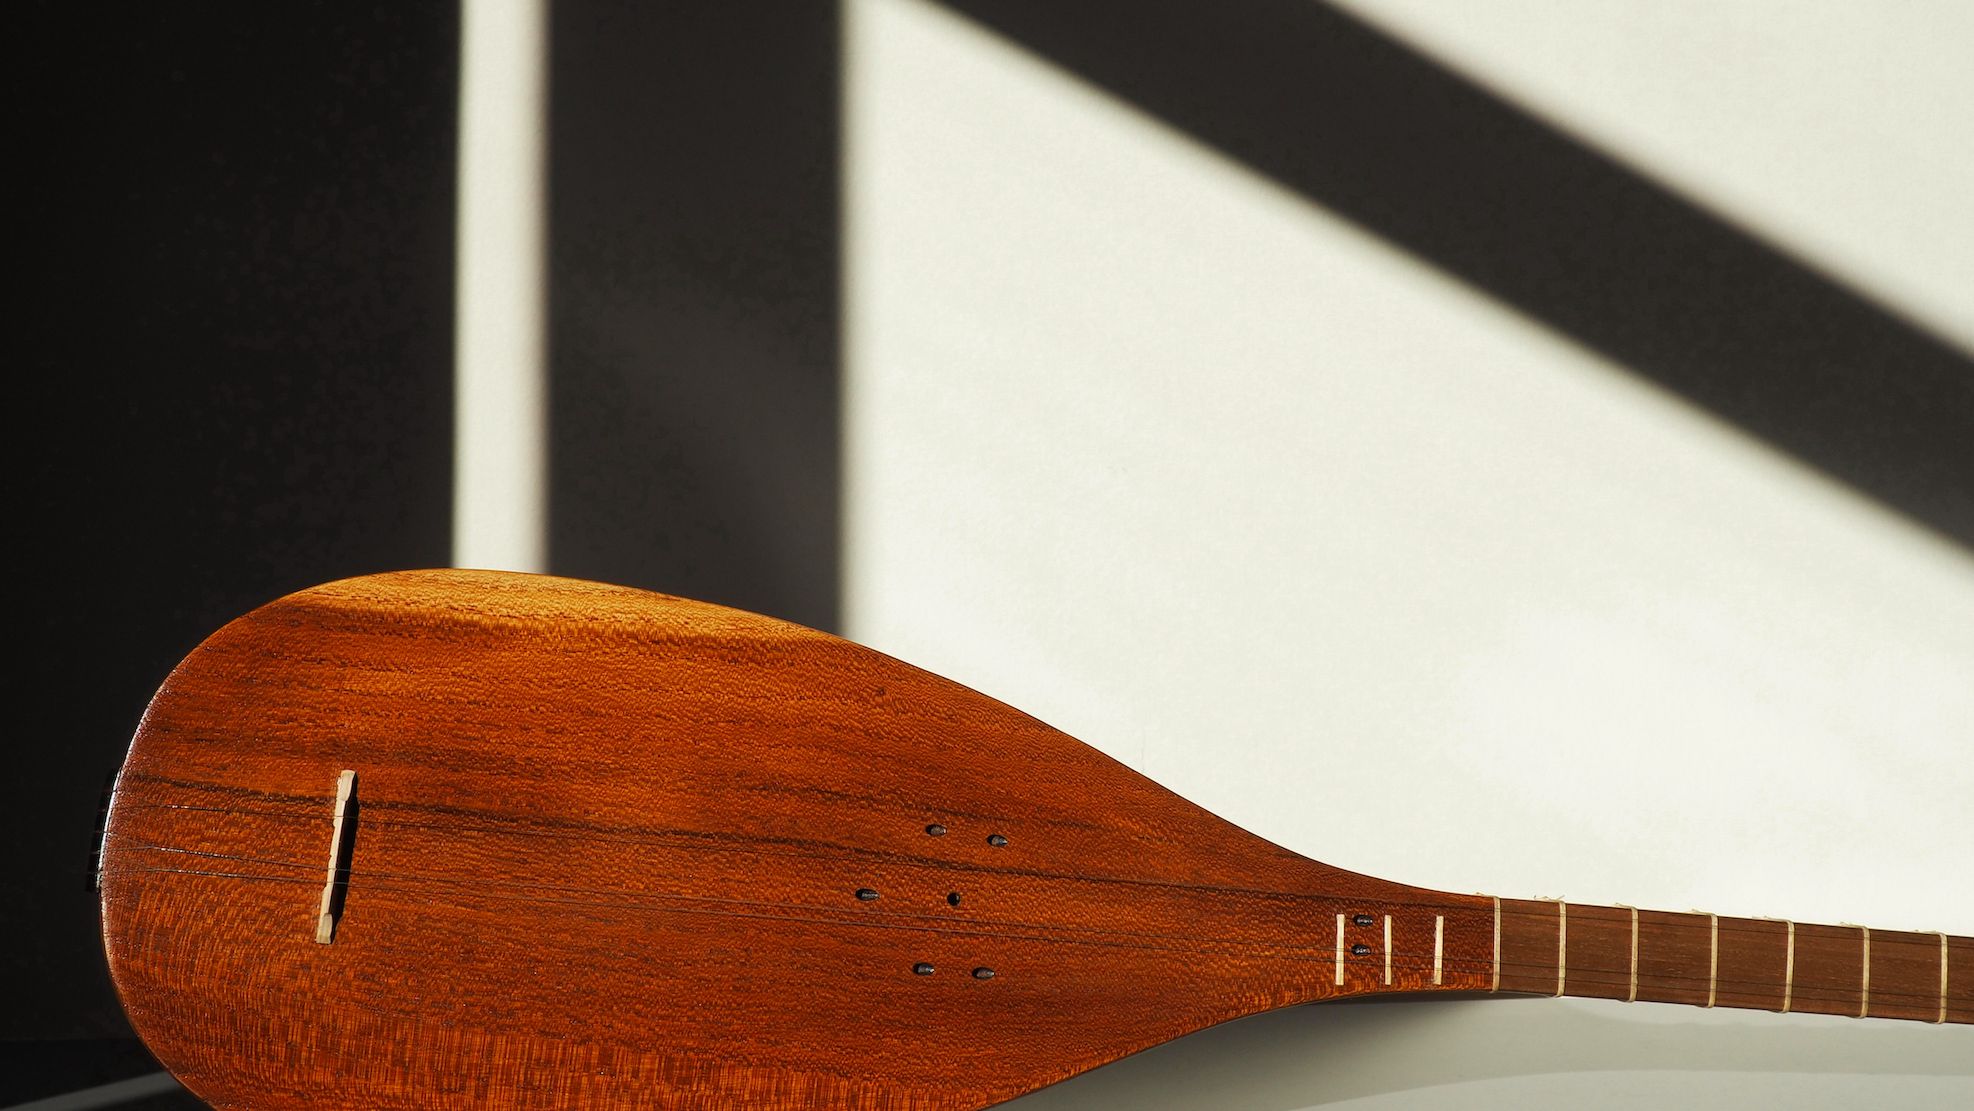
(1495, 899), (1971, 1023)
(101, 570), (1493, 1109)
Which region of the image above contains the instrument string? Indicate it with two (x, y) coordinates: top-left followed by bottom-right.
(101, 802), (1919, 951)
(97, 832), (1942, 1010)
(99, 802), (1939, 987)
(107, 859), (1928, 1012)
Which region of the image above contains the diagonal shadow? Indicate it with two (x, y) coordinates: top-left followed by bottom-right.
(939, 0), (1974, 551)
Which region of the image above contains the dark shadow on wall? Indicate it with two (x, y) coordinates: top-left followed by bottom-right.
(940, 0), (1974, 550)
(546, 2), (843, 632)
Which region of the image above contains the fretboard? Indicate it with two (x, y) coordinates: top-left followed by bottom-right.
(1489, 897), (1972, 1023)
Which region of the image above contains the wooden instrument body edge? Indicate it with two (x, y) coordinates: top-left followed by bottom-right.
(96, 570), (1971, 1109)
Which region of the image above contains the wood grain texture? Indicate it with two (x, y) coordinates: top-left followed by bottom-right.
(100, 570), (1494, 1109)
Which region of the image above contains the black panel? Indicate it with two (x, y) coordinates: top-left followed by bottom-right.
(941, 0), (1974, 547)
(12, 4), (458, 1039)
(547, 2), (842, 632)
(0, 1041), (196, 1108)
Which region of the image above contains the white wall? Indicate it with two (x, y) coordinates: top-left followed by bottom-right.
(842, 1), (1974, 1106)
(453, 0), (548, 573)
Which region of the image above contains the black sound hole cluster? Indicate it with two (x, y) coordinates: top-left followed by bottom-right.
(886, 819), (1009, 979)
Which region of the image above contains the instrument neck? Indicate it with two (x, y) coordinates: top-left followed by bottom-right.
(1488, 897), (1970, 1024)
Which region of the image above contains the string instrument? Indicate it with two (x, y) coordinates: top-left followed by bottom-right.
(98, 570), (1971, 1109)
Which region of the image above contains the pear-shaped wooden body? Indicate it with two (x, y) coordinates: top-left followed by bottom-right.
(101, 570), (1489, 1109)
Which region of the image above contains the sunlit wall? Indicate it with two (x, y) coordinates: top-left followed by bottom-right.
(841, 2), (1973, 1106)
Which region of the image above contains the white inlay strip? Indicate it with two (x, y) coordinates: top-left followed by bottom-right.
(1490, 897), (1501, 992)
(1859, 925), (1871, 1019)
(1939, 932), (1950, 1024)
(1384, 915), (1393, 985)
(1782, 920), (1796, 1014)
(1706, 913), (1719, 1008)
(314, 770), (357, 944)
(1334, 913), (1345, 986)
(1621, 905), (1639, 1002)
(1554, 899), (1568, 997)
(1433, 916), (1445, 985)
